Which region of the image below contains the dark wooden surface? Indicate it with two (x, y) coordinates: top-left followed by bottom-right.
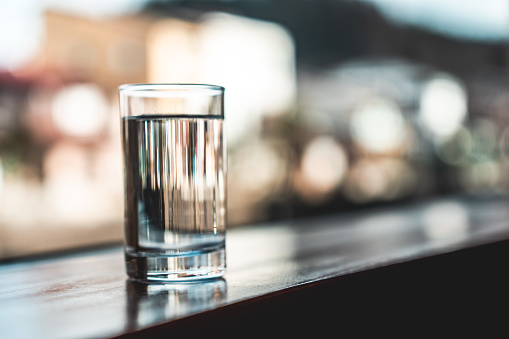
(1, 197), (509, 338)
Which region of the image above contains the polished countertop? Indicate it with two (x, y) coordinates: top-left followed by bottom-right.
(1, 197), (509, 339)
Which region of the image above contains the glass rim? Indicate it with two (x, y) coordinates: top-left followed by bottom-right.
(118, 83), (224, 97)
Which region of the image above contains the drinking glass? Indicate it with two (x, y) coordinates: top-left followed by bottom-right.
(119, 84), (226, 281)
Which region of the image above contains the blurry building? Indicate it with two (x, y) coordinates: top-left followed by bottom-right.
(43, 11), (150, 93)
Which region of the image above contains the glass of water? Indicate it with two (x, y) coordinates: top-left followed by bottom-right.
(118, 84), (226, 282)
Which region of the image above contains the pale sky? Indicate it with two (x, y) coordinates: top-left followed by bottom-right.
(359, 0), (509, 41)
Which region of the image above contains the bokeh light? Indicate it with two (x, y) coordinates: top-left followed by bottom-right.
(232, 140), (287, 200)
(469, 118), (497, 161)
(228, 139), (289, 224)
(460, 160), (501, 193)
(148, 12), (296, 146)
(344, 158), (416, 203)
(51, 84), (109, 139)
(295, 136), (348, 201)
(350, 98), (407, 154)
(434, 127), (472, 166)
(0, 159), (3, 196)
(0, 0), (508, 258)
(419, 75), (467, 141)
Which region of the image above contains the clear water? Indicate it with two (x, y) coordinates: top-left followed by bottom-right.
(121, 115), (226, 280)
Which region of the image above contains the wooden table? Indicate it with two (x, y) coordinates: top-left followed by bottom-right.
(1, 197), (509, 338)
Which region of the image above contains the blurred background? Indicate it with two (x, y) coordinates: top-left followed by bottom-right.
(0, 0), (508, 259)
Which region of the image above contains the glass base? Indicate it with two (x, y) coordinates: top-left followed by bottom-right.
(125, 246), (226, 282)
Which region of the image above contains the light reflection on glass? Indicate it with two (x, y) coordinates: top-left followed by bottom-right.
(126, 279), (227, 331)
